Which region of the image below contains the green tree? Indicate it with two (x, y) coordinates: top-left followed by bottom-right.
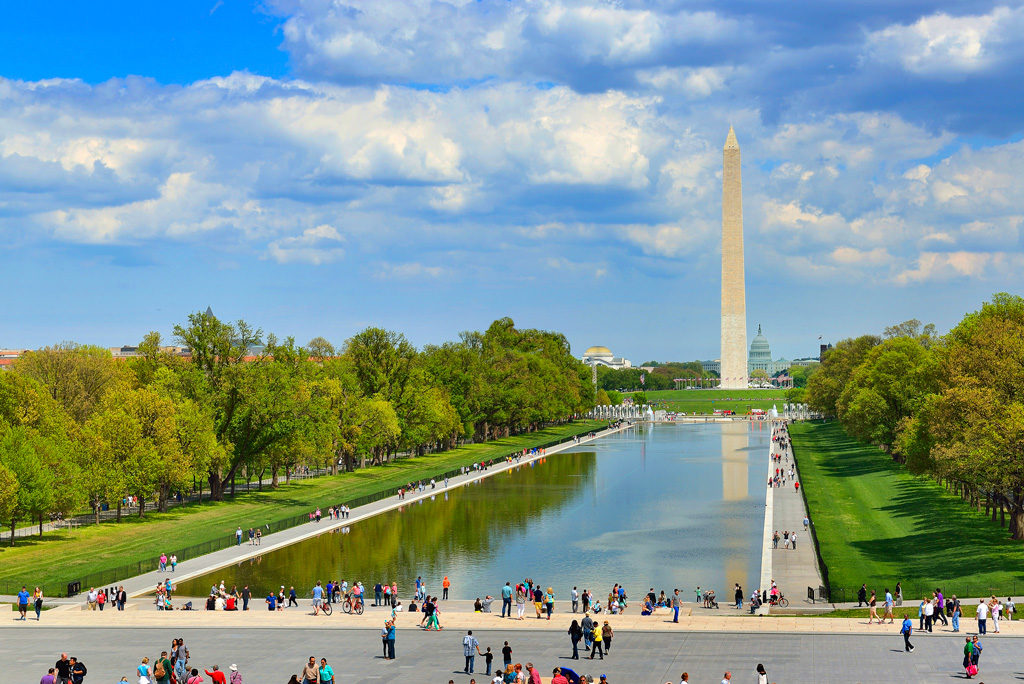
(0, 427), (56, 545)
(805, 335), (880, 415)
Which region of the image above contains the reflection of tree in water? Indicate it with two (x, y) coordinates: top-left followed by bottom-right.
(178, 452), (596, 596)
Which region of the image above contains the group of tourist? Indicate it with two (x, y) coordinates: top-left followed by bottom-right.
(770, 529), (798, 550)
(157, 553), (178, 572)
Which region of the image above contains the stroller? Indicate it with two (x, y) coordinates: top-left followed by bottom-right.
(702, 590), (720, 609)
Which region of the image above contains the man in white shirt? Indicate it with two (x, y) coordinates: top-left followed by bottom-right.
(922, 597), (934, 632)
(790, 531), (798, 550)
(977, 599), (989, 634)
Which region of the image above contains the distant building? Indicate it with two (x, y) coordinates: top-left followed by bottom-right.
(581, 346), (632, 370)
(701, 359), (721, 375)
(748, 324), (792, 375)
(0, 349), (27, 371)
(109, 345), (190, 358)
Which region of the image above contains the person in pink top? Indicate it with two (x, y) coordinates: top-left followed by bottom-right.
(159, 554), (168, 572)
(551, 668), (569, 684)
(526, 663), (541, 684)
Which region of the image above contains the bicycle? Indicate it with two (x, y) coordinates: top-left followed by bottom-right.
(769, 594), (789, 608)
(341, 595), (364, 615)
(320, 601), (332, 616)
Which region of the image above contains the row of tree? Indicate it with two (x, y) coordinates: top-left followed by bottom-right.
(596, 361), (712, 391)
(805, 293), (1024, 538)
(0, 314), (595, 541)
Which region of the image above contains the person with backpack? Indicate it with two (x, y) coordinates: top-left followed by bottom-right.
(70, 657), (86, 684)
(153, 652), (172, 684)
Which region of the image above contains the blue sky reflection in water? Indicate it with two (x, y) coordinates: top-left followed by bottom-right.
(177, 422), (769, 600)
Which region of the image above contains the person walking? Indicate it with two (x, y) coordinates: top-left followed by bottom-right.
(571, 587), (579, 613)
(900, 614), (914, 653)
(17, 585), (29, 620)
(922, 595), (934, 632)
(971, 635), (982, 673)
(883, 588), (894, 624)
(317, 658), (333, 684)
(545, 587), (555, 620)
(672, 589), (681, 623)
(301, 658), (319, 684)
(589, 621), (604, 660)
(857, 584), (867, 607)
(235, 527), (243, 546)
(385, 617), (396, 660)
(868, 591), (879, 623)
(501, 641), (512, 670)
(977, 599), (988, 634)
(33, 586), (44, 620)
(952, 598), (961, 632)
(568, 619), (582, 659)
(734, 584), (742, 609)
(602, 621), (613, 654)
(756, 664), (769, 684)
(581, 614), (594, 650)
(55, 654), (72, 684)
(463, 631), (481, 674)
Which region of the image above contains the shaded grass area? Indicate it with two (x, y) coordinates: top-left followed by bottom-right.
(791, 421), (1024, 602)
(0, 421), (603, 593)
(640, 388), (785, 413)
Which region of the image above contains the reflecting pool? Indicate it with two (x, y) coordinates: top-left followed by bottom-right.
(176, 421), (769, 599)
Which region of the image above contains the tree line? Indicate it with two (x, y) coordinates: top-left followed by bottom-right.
(0, 313), (594, 542)
(805, 293), (1024, 539)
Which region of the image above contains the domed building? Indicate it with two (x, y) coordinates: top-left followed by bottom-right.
(747, 325), (791, 375)
(581, 345), (632, 370)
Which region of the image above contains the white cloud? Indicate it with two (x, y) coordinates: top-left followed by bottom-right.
(865, 6), (1024, 79)
(374, 261), (448, 279)
(267, 224), (346, 264)
(895, 251), (1017, 284)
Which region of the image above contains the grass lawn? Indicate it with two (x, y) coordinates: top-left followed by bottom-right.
(791, 420), (1024, 602)
(0, 421), (603, 594)
(637, 388), (786, 414)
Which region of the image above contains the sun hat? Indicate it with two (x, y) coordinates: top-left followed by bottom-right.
(229, 665), (237, 672)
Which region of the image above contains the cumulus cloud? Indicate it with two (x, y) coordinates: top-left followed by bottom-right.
(864, 6), (1024, 79)
(267, 224), (346, 264)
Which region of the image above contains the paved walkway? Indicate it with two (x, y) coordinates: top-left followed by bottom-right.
(101, 423), (632, 599)
(5, 626), (1019, 684)
(767, 424), (826, 610)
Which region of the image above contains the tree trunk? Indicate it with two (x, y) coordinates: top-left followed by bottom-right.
(94, 499), (100, 525)
(285, 467), (291, 484)
(258, 468), (266, 491)
(9, 519), (15, 547)
(116, 500), (122, 522)
(138, 497), (146, 518)
(38, 513), (44, 537)
(158, 485), (169, 513)
(208, 470), (225, 502)
(271, 466), (279, 488)
(231, 476), (236, 497)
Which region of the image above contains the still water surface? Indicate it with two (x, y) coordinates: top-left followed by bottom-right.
(177, 422), (769, 599)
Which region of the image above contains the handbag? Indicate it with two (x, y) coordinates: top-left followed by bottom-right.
(966, 664), (978, 676)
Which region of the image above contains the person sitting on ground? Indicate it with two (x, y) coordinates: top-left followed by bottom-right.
(481, 595), (494, 613)
(475, 598), (483, 612)
(641, 597), (655, 616)
(205, 595), (216, 611)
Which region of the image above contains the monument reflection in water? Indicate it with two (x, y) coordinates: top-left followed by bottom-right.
(177, 422), (769, 599)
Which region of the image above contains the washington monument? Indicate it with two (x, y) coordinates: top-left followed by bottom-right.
(720, 126), (747, 389)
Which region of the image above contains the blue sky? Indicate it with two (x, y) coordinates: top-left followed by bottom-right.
(2, 1), (1024, 362)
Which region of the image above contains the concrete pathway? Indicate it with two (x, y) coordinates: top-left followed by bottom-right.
(101, 423), (633, 600)
(5, 626), (1020, 684)
(767, 424), (826, 609)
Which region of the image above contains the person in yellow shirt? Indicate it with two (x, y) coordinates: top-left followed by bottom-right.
(589, 622), (604, 659)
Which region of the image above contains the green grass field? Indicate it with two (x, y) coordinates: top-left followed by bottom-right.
(0, 421), (602, 594)
(791, 421), (1024, 602)
(638, 388), (786, 414)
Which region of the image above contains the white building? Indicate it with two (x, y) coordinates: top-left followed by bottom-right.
(581, 346), (632, 370)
